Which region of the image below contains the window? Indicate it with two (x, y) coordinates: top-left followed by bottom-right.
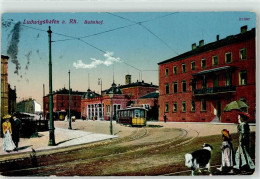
(182, 63), (186, 73)
(213, 75), (219, 87)
(240, 48), (247, 60)
(191, 61), (196, 71)
(202, 77), (207, 89)
(225, 71), (232, 86)
(173, 102), (177, 112)
(191, 101), (195, 112)
(173, 66), (177, 74)
(165, 103), (169, 113)
(182, 81), (187, 92)
(201, 58), (206, 68)
(239, 70), (247, 85)
(212, 55), (218, 66)
(182, 101), (186, 112)
(165, 83), (169, 94)
(165, 68), (169, 76)
(173, 82), (178, 93)
(201, 100), (206, 111)
(225, 52), (232, 63)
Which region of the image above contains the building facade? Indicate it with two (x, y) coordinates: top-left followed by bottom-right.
(17, 98), (41, 114)
(43, 88), (85, 119)
(1, 55), (9, 118)
(158, 26), (255, 123)
(81, 75), (159, 121)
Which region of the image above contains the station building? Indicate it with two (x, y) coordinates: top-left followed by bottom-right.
(158, 26), (255, 123)
(81, 75), (158, 121)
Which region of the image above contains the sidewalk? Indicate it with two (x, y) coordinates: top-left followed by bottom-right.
(0, 127), (117, 158)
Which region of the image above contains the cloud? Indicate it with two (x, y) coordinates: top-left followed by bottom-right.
(73, 51), (121, 69)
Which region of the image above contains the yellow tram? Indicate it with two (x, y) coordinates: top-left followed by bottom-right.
(117, 107), (147, 127)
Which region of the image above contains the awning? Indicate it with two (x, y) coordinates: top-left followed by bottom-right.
(192, 66), (236, 76)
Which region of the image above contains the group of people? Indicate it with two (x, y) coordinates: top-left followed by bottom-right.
(218, 111), (255, 173)
(2, 113), (22, 152)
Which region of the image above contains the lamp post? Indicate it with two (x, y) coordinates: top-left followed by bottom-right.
(98, 78), (103, 120)
(48, 26), (55, 146)
(108, 92), (113, 135)
(68, 70), (72, 129)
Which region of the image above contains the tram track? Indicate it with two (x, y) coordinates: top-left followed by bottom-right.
(0, 127), (198, 176)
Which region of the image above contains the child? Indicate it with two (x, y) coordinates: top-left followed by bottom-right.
(217, 129), (234, 173)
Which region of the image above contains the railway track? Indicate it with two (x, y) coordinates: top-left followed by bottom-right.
(0, 127), (203, 176)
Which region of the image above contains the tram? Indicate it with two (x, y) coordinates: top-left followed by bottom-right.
(117, 107), (147, 127)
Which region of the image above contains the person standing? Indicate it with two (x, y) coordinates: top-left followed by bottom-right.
(164, 113), (167, 123)
(217, 129), (234, 173)
(233, 112), (255, 171)
(2, 115), (16, 152)
(12, 113), (22, 150)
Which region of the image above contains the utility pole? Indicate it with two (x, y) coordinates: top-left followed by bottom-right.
(68, 70), (72, 129)
(98, 78), (103, 120)
(48, 26), (55, 146)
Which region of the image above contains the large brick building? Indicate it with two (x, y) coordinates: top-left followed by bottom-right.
(81, 75), (158, 121)
(158, 26), (255, 123)
(43, 88), (85, 119)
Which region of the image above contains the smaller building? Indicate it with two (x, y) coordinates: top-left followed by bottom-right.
(17, 98), (42, 114)
(43, 88), (85, 119)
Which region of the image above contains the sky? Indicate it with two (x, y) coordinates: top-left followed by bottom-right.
(1, 12), (256, 107)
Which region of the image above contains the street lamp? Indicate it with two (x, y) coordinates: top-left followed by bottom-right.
(68, 70), (72, 130)
(98, 78), (103, 120)
(47, 26), (55, 146)
(108, 92), (113, 135)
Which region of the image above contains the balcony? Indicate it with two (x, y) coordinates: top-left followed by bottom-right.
(193, 85), (236, 96)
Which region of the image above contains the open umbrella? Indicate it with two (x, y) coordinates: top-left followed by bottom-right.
(224, 100), (248, 112)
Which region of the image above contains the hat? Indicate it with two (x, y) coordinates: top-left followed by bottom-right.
(3, 114), (11, 119)
(238, 112), (251, 120)
(221, 129), (231, 139)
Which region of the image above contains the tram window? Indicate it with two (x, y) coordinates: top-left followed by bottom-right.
(128, 111), (130, 117)
(124, 111), (127, 117)
(134, 109), (140, 118)
(140, 110), (144, 118)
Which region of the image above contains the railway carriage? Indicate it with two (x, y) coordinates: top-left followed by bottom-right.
(117, 107), (147, 127)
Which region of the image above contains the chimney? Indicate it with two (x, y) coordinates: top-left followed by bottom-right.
(216, 35), (219, 41)
(241, 25), (247, 34)
(125, 74), (131, 85)
(199, 40), (204, 47)
(192, 43), (196, 50)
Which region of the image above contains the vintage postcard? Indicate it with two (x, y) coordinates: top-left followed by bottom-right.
(0, 11), (257, 176)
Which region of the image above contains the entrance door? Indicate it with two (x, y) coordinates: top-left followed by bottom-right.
(217, 101), (221, 122)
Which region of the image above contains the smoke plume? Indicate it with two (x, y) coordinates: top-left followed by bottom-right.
(25, 51), (32, 70)
(73, 51), (121, 69)
(7, 21), (22, 75)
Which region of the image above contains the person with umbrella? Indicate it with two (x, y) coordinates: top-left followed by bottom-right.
(233, 112), (255, 171)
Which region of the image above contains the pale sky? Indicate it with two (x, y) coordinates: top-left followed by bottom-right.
(1, 12), (256, 107)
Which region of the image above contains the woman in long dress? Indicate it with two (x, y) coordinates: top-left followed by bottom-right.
(2, 115), (16, 152)
(217, 129), (234, 173)
(233, 112), (255, 171)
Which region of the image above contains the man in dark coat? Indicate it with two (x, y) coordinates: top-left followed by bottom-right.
(12, 113), (22, 150)
(164, 113), (167, 123)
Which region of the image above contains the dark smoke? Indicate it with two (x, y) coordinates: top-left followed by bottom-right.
(7, 21), (22, 75)
(25, 51), (32, 70)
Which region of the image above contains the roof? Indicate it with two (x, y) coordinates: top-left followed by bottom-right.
(82, 89), (101, 99)
(106, 83), (123, 95)
(192, 66), (236, 76)
(52, 88), (85, 95)
(119, 81), (158, 89)
(158, 28), (255, 65)
(139, 92), (159, 99)
(1, 55), (9, 59)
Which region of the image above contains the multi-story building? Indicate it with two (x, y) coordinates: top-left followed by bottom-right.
(43, 88), (85, 119)
(17, 98), (41, 114)
(81, 75), (159, 121)
(1, 55), (9, 118)
(158, 26), (255, 123)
